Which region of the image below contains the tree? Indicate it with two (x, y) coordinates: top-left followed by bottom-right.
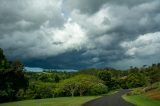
(54, 75), (60, 83)
(126, 73), (148, 88)
(59, 74), (107, 96)
(89, 83), (108, 95)
(0, 48), (10, 69)
(76, 75), (99, 96)
(61, 79), (78, 97)
(38, 74), (50, 82)
(0, 48), (28, 102)
(98, 71), (112, 89)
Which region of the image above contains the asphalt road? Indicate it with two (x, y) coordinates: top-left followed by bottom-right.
(82, 89), (135, 106)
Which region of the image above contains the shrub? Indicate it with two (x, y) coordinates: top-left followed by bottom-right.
(23, 82), (55, 99)
(126, 88), (144, 96)
(89, 83), (108, 95)
(126, 73), (148, 88)
(143, 82), (160, 92)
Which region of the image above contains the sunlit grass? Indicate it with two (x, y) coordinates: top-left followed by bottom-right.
(0, 96), (100, 106)
(123, 94), (160, 106)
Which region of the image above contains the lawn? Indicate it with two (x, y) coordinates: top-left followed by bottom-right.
(0, 96), (99, 106)
(123, 94), (160, 106)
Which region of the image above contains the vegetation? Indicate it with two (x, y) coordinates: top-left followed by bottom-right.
(0, 48), (28, 102)
(123, 95), (160, 106)
(0, 96), (100, 106)
(56, 75), (107, 97)
(145, 89), (160, 100)
(0, 47), (160, 104)
(123, 82), (160, 106)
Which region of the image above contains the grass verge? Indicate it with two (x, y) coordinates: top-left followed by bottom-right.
(0, 96), (100, 106)
(123, 94), (160, 106)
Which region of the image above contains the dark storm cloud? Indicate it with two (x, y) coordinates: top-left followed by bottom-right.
(64, 0), (152, 14)
(0, 0), (160, 69)
(0, 0), (65, 33)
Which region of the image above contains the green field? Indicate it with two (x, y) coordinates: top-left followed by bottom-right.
(0, 96), (99, 106)
(123, 95), (160, 106)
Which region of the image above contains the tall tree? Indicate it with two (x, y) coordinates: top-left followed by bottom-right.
(0, 48), (9, 69)
(0, 48), (28, 102)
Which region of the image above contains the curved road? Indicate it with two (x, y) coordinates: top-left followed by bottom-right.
(82, 89), (135, 106)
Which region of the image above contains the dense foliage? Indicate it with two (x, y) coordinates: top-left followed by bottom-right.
(56, 75), (108, 97)
(0, 49), (28, 102)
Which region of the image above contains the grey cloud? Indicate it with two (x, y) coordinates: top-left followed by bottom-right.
(121, 32), (160, 57)
(0, 21), (87, 59)
(0, 0), (160, 69)
(0, 0), (87, 59)
(0, 0), (65, 32)
(64, 0), (152, 14)
(68, 0), (160, 69)
(64, 0), (107, 14)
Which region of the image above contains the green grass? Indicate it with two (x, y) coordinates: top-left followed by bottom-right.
(123, 94), (160, 106)
(0, 96), (100, 106)
(102, 89), (119, 96)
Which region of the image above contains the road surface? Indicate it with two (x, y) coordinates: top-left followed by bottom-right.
(82, 89), (135, 106)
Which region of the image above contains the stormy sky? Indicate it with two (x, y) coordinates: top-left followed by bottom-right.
(0, 0), (160, 70)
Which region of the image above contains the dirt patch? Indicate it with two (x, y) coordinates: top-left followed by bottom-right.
(145, 89), (160, 100)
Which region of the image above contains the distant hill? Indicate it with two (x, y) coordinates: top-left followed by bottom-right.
(25, 67), (77, 72)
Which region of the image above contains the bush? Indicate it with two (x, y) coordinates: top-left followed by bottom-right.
(126, 73), (148, 88)
(126, 88), (144, 96)
(89, 83), (108, 95)
(152, 82), (160, 89)
(143, 82), (160, 92)
(23, 82), (55, 99)
(34, 86), (54, 99)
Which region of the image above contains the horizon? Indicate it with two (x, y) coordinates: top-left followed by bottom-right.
(25, 62), (158, 72)
(25, 66), (78, 72)
(1, 0), (160, 70)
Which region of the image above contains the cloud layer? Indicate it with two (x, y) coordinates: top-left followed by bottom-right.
(0, 0), (160, 69)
